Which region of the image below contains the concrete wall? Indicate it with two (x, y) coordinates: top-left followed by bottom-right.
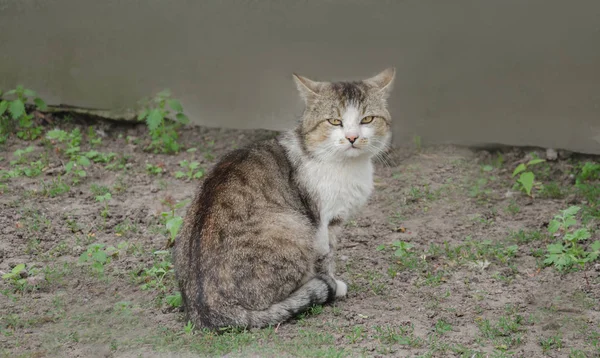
(1, 0), (599, 154)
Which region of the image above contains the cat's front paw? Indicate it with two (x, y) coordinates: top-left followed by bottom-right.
(335, 279), (347, 298)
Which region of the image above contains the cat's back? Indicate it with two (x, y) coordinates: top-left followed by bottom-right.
(199, 138), (294, 204)
(181, 138), (312, 246)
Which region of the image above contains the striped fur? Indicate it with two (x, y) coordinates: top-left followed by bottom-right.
(174, 68), (395, 329)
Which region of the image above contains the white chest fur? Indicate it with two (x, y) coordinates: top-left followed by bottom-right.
(299, 157), (374, 254)
(304, 159), (373, 222)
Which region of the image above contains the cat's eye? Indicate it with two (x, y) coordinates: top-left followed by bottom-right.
(361, 116), (375, 124)
(327, 119), (343, 126)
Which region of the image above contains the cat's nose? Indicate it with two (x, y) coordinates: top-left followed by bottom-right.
(346, 135), (359, 144)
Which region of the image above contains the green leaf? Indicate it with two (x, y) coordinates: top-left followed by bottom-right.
(92, 251), (107, 263)
(12, 263), (26, 275)
(23, 89), (36, 97)
(166, 292), (182, 308)
(78, 156), (91, 167)
(65, 161), (74, 173)
(562, 206), (581, 218)
(0, 100), (8, 116)
(137, 109), (149, 121)
(547, 243), (564, 254)
(175, 171), (185, 179)
(176, 113), (189, 124)
(376, 244), (386, 251)
(9, 99), (25, 120)
(564, 218), (577, 229)
(166, 216), (183, 239)
(512, 164), (527, 177)
(3, 264), (23, 278)
(527, 158), (546, 166)
(146, 109), (163, 131)
(46, 129), (68, 142)
(167, 99), (183, 113)
(174, 199), (190, 209)
(482, 165), (494, 172)
(587, 241), (600, 262)
(571, 228), (591, 242)
(517, 172), (535, 196)
(33, 97), (47, 110)
(193, 170), (204, 179)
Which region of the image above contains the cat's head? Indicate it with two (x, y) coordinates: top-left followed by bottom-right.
(293, 68), (395, 161)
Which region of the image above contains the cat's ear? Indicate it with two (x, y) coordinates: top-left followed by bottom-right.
(293, 73), (324, 102)
(365, 67), (395, 96)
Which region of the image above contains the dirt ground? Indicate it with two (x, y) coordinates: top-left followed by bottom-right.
(1, 117), (599, 358)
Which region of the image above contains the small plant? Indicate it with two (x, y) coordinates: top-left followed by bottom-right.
(539, 335), (563, 353)
(79, 243), (118, 276)
(146, 163), (164, 175)
(544, 206), (600, 272)
(182, 320), (195, 335)
(548, 205), (581, 234)
(84, 150), (116, 164)
(90, 184), (111, 197)
(138, 250), (174, 292)
(137, 90), (190, 154)
(1, 264), (27, 291)
(373, 324), (424, 347)
(512, 156), (546, 197)
(0, 86), (47, 141)
(574, 161), (600, 220)
(435, 319), (453, 335)
(40, 176), (70, 197)
(46, 129), (91, 182)
(476, 311), (524, 351)
(166, 292), (182, 308)
(87, 126), (102, 147)
(95, 192), (112, 226)
(175, 160), (204, 180)
(161, 199), (189, 245)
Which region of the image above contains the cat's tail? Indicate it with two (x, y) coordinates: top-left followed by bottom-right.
(244, 274), (338, 328)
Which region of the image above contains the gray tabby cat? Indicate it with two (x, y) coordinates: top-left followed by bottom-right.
(173, 68), (395, 329)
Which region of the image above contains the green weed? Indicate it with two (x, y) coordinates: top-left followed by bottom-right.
(175, 160), (204, 180)
(476, 311), (524, 351)
(373, 324), (424, 347)
(165, 292), (182, 308)
(137, 89), (190, 154)
(539, 335), (563, 353)
(512, 156), (546, 197)
(0, 86), (47, 141)
(78, 243), (120, 276)
(161, 198), (189, 244)
(146, 163), (164, 175)
(136, 250), (175, 295)
(1, 264), (28, 292)
(95, 192), (112, 225)
(544, 206), (600, 272)
(40, 176), (70, 197)
(46, 129), (91, 183)
(434, 319), (452, 335)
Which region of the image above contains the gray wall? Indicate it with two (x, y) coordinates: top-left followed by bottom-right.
(1, 0), (599, 154)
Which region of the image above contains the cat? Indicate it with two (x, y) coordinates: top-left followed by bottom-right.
(173, 68), (395, 329)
